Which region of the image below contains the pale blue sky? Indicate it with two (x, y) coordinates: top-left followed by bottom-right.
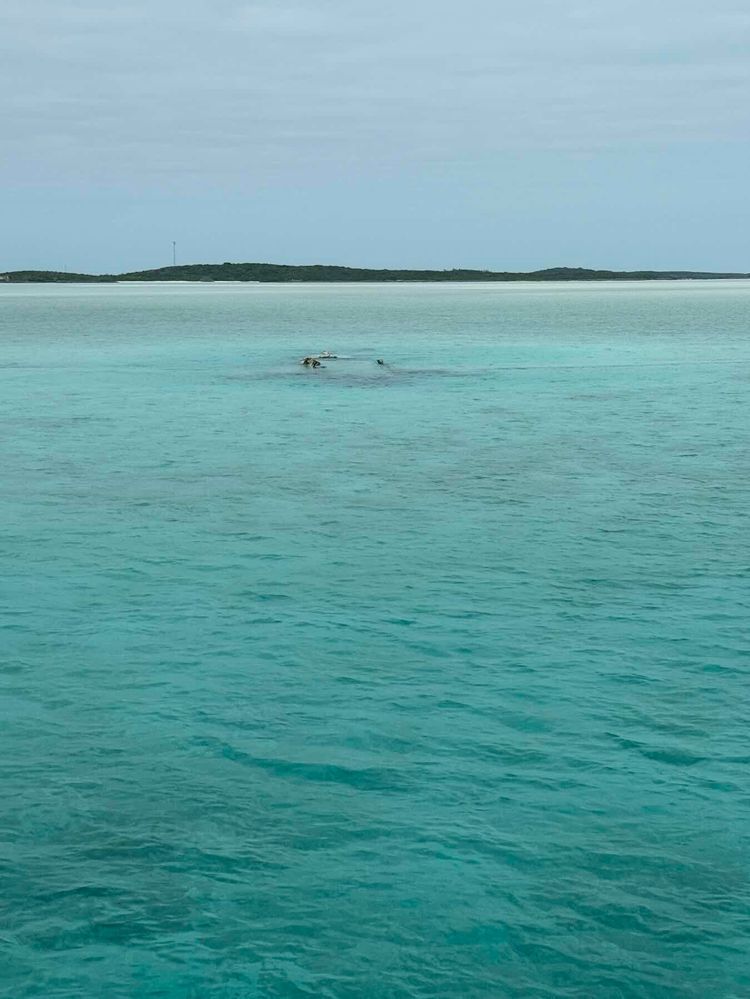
(2, 0), (749, 272)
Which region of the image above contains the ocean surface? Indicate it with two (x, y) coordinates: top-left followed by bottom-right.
(1, 280), (748, 998)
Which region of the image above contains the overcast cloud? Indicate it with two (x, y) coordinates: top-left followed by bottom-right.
(2, 0), (749, 271)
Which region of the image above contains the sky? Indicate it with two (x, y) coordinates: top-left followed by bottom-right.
(2, 0), (749, 272)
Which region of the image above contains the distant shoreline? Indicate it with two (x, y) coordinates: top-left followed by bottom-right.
(1, 263), (749, 284)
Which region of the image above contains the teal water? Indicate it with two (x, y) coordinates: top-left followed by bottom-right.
(1, 281), (749, 998)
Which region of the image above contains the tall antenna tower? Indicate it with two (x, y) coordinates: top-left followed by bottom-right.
(172, 241), (176, 267)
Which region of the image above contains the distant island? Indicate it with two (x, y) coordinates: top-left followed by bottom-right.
(1, 263), (749, 283)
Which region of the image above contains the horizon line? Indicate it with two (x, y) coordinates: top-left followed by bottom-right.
(2, 262), (750, 283)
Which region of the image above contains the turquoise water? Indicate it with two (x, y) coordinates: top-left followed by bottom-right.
(1, 281), (749, 998)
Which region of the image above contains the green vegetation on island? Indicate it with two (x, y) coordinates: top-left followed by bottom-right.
(1, 263), (748, 283)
